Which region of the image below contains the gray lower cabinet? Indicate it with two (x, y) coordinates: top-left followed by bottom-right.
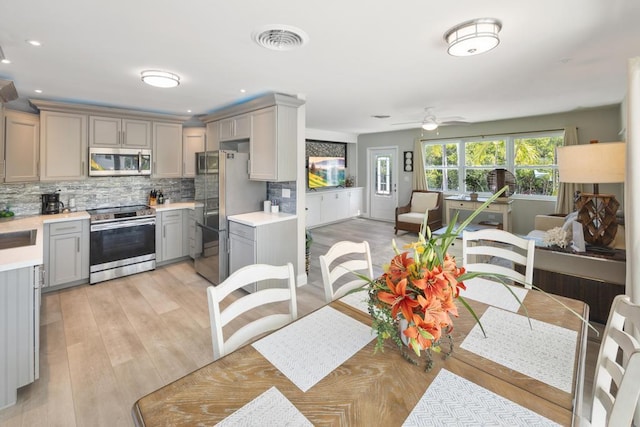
(228, 217), (296, 292)
(156, 210), (189, 264)
(44, 219), (89, 289)
(0, 264), (42, 409)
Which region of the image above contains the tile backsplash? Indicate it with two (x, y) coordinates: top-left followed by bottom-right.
(0, 177), (195, 216)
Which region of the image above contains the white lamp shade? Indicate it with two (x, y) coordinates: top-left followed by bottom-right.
(422, 120), (438, 131)
(141, 70), (180, 88)
(557, 142), (625, 183)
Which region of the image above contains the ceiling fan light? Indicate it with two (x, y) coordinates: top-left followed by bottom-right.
(444, 18), (502, 57)
(141, 70), (180, 88)
(422, 120), (438, 131)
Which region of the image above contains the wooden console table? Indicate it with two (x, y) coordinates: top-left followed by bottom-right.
(531, 246), (625, 324)
(445, 196), (513, 232)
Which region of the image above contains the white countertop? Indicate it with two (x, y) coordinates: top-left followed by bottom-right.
(0, 211), (90, 272)
(153, 201), (198, 212)
(228, 211), (296, 227)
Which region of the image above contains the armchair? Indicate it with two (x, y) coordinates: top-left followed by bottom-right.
(395, 190), (443, 234)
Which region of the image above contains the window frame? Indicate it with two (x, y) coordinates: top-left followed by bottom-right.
(421, 130), (563, 201)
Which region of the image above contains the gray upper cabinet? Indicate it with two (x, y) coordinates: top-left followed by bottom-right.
(153, 122), (183, 178)
(199, 93), (304, 183)
(89, 115), (151, 148)
(182, 127), (205, 177)
(206, 121), (220, 151)
(218, 114), (251, 142)
(4, 110), (40, 183)
(39, 111), (88, 181)
(249, 105), (297, 182)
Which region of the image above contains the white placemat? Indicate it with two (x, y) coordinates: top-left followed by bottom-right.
(460, 307), (577, 392)
(461, 277), (529, 312)
(402, 369), (560, 426)
(252, 305), (374, 392)
(216, 386), (312, 427)
(339, 289), (369, 313)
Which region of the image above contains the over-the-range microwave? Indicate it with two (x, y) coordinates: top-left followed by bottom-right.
(196, 151), (219, 174)
(89, 147), (152, 176)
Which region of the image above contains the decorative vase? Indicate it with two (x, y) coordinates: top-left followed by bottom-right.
(399, 318), (409, 346)
(470, 192), (479, 201)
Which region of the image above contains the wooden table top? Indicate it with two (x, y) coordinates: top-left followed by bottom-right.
(133, 290), (587, 426)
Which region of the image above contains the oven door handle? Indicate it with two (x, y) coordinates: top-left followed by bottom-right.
(91, 217), (156, 232)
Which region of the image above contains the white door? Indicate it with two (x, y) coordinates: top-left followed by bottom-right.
(368, 147), (398, 221)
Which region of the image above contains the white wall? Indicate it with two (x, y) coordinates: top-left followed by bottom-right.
(356, 105), (623, 235)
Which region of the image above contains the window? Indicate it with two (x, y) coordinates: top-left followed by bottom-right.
(422, 131), (563, 198)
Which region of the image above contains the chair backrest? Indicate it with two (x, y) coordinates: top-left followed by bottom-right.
(410, 191), (441, 213)
(319, 240), (373, 303)
(207, 263), (297, 360)
(462, 228), (535, 288)
(589, 294), (640, 426)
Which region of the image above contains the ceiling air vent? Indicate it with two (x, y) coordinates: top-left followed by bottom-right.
(0, 79), (18, 103)
(253, 25), (309, 51)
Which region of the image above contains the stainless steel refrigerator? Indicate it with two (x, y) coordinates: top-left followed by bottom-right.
(194, 150), (266, 284)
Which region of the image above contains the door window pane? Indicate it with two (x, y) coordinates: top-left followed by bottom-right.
(376, 156), (391, 195)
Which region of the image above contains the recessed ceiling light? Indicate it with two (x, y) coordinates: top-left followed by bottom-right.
(26, 40), (42, 47)
(1, 59), (9, 64)
(240, 89), (246, 93)
(140, 70), (180, 88)
(187, 109), (192, 113)
(252, 25), (309, 51)
(34, 89), (43, 93)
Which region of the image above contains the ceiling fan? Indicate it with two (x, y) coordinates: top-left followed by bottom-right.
(392, 108), (469, 131)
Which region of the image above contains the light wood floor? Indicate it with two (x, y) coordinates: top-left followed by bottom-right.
(0, 217), (601, 426)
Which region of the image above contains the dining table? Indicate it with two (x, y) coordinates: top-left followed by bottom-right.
(132, 285), (589, 426)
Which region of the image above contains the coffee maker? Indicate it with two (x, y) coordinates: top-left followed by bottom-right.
(41, 193), (64, 215)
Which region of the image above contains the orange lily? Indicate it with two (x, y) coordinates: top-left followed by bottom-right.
(377, 276), (419, 321)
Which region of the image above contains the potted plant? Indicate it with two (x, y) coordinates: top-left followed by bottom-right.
(465, 174), (484, 200)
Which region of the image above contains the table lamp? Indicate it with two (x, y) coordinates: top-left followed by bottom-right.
(556, 141), (625, 247)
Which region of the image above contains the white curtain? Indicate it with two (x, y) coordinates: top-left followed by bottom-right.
(625, 57), (639, 425)
(555, 127), (580, 214)
(412, 138), (428, 190)
(627, 57), (639, 304)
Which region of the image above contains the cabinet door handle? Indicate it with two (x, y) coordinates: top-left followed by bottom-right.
(76, 237), (80, 252)
(163, 225), (166, 238)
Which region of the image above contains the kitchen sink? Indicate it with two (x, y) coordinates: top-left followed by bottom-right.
(0, 229), (37, 250)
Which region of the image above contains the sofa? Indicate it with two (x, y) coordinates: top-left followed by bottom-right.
(527, 214), (625, 250)
(395, 190), (443, 234)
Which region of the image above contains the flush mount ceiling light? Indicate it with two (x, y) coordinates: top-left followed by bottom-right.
(253, 25), (309, 51)
(444, 18), (502, 57)
(141, 70), (180, 88)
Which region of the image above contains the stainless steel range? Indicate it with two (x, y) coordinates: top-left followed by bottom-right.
(87, 205), (156, 284)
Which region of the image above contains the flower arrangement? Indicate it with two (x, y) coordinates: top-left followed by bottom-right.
(366, 204), (490, 370)
(362, 186), (597, 371)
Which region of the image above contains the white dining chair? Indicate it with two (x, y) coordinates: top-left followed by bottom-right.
(462, 228), (535, 288)
(319, 240), (373, 303)
(207, 262), (297, 360)
(584, 294), (640, 426)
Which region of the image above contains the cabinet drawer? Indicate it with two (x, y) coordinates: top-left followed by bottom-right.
(483, 204), (503, 212)
(162, 210), (183, 221)
(49, 221), (83, 235)
(229, 221), (256, 241)
(450, 201), (476, 209)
